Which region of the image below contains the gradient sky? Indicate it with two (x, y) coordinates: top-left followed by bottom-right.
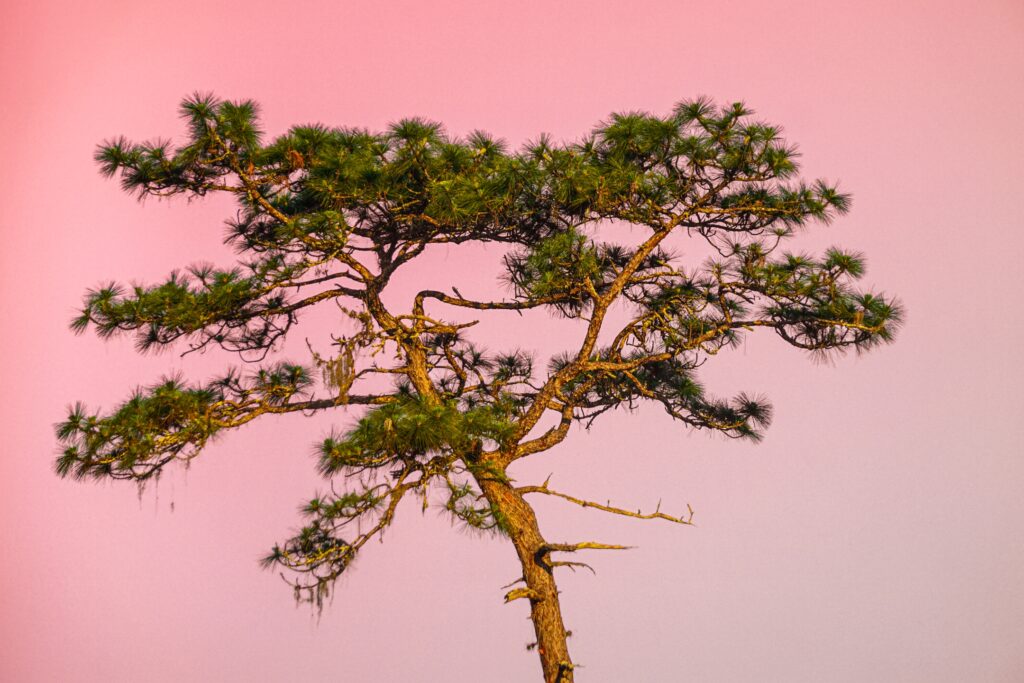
(2, 1), (1022, 681)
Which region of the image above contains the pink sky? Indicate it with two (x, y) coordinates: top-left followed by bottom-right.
(2, 1), (1022, 681)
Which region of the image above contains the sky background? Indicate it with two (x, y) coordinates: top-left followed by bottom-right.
(1, 1), (1022, 681)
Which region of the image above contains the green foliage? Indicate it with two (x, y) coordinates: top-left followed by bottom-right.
(56, 363), (312, 480)
(503, 229), (601, 315)
(56, 377), (219, 480)
(317, 394), (515, 475)
(260, 484), (387, 590)
(443, 481), (512, 535)
(514, 229), (601, 298)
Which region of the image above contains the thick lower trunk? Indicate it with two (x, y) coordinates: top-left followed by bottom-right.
(478, 475), (574, 682)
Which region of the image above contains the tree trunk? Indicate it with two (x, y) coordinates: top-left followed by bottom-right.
(477, 473), (575, 682)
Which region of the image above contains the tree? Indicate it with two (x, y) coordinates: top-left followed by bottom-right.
(57, 94), (901, 682)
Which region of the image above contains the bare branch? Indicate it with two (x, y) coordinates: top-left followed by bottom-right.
(519, 479), (695, 526)
(550, 561), (596, 574)
(505, 587), (543, 603)
(542, 542), (633, 553)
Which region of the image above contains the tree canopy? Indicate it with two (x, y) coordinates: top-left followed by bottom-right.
(59, 94), (901, 682)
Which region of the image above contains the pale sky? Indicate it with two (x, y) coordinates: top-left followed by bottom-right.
(1, 1), (1022, 681)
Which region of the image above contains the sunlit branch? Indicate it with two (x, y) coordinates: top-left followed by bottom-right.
(518, 477), (694, 526)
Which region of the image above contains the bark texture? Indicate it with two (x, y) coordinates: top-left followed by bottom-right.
(478, 471), (574, 682)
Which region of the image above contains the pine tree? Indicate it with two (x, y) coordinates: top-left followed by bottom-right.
(58, 95), (901, 682)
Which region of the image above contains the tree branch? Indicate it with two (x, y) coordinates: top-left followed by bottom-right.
(518, 478), (695, 526)
(541, 542), (633, 553)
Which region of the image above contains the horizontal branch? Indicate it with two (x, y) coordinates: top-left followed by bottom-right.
(519, 478), (695, 526)
(504, 587), (543, 603)
(541, 542), (633, 553)
(416, 289), (563, 312)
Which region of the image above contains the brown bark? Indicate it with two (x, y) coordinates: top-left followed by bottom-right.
(477, 470), (575, 683)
